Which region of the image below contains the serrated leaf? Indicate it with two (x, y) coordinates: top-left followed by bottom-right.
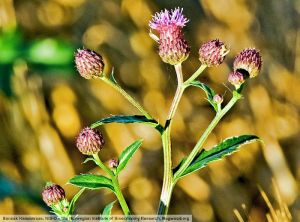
(116, 140), (143, 175)
(68, 188), (85, 214)
(91, 115), (158, 129)
(69, 174), (114, 191)
(101, 201), (116, 222)
(176, 135), (260, 178)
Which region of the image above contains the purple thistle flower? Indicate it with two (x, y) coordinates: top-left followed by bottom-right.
(149, 8), (190, 65)
(75, 49), (105, 79)
(76, 127), (105, 155)
(233, 48), (262, 78)
(199, 39), (229, 67)
(149, 8), (189, 31)
(42, 182), (66, 206)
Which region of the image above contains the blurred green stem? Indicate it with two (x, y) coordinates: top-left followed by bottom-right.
(93, 154), (131, 215)
(173, 91), (242, 180)
(101, 77), (153, 120)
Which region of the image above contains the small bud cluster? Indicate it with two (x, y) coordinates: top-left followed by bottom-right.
(109, 158), (119, 168)
(75, 49), (105, 79)
(42, 183), (66, 206)
(213, 94), (223, 104)
(76, 127), (105, 155)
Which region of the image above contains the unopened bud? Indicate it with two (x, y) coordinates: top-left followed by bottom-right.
(42, 182), (65, 206)
(213, 94), (223, 104)
(233, 48), (262, 78)
(76, 127), (105, 155)
(228, 71), (245, 88)
(75, 49), (105, 79)
(199, 39), (229, 67)
(109, 158), (119, 168)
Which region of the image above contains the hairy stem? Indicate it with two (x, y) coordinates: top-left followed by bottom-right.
(157, 64), (184, 215)
(173, 91), (242, 180)
(101, 77), (153, 120)
(93, 154), (131, 215)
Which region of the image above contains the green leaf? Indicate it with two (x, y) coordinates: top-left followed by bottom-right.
(83, 157), (96, 164)
(176, 135), (260, 178)
(189, 80), (215, 100)
(91, 115), (159, 129)
(116, 140), (143, 175)
(109, 68), (118, 84)
(101, 201), (116, 222)
(69, 174), (114, 191)
(68, 188), (85, 214)
(189, 80), (218, 111)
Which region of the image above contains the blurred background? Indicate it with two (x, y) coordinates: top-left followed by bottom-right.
(0, 0), (300, 221)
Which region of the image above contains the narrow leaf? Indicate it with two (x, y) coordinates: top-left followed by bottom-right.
(91, 115), (158, 129)
(116, 140), (143, 175)
(101, 201), (116, 222)
(189, 80), (215, 101)
(68, 188), (85, 214)
(177, 135), (260, 178)
(83, 157), (95, 164)
(109, 67), (118, 85)
(69, 174), (114, 191)
(189, 80), (218, 111)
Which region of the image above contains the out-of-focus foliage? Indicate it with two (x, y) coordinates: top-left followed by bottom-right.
(0, 0), (300, 221)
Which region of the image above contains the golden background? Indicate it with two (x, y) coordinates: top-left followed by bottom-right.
(0, 0), (300, 221)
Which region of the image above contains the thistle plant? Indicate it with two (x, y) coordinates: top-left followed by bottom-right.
(42, 7), (262, 219)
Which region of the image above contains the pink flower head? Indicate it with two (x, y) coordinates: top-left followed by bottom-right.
(149, 8), (190, 65)
(149, 8), (189, 32)
(233, 48), (262, 78)
(76, 127), (105, 155)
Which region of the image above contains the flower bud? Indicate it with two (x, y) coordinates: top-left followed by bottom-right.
(213, 94), (223, 104)
(233, 48), (262, 78)
(199, 39), (229, 67)
(75, 49), (105, 79)
(109, 158), (119, 168)
(149, 8), (190, 65)
(76, 127), (105, 155)
(228, 71), (245, 88)
(42, 182), (65, 206)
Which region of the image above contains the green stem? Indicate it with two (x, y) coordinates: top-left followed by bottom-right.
(157, 64), (184, 215)
(111, 176), (131, 215)
(173, 91), (242, 180)
(93, 154), (131, 215)
(184, 64), (207, 86)
(101, 77), (153, 120)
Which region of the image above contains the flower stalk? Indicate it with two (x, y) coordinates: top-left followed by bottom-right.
(173, 91), (242, 181)
(93, 154), (131, 215)
(158, 64), (184, 215)
(100, 76), (153, 120)
(65, 7), (263, 219)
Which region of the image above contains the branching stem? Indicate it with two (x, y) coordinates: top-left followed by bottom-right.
(93, 154), (131, 215)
